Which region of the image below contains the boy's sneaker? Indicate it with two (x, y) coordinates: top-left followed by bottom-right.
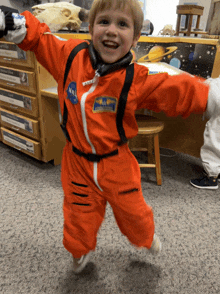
(148, 234), (162, 255)
(190, 175), (218, 190)
(73, 251), (92, 274)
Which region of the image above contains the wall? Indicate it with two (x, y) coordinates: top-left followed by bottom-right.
(145, 0), (212, 36)
(145, 0), (179, 35)
(1, 0), (33, 12)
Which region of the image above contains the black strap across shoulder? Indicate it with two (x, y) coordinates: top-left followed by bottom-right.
(61, 42), (88, 141)
(63, 42), (89, 90)
(60, 42), (135, 161)
(117, 63), (134, 145)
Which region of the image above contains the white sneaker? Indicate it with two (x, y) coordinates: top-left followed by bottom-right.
(73, 251), (92, 273)
(148, 234), (162, 255)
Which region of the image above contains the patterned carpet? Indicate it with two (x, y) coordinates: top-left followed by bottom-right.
(1, 141), (219, 294)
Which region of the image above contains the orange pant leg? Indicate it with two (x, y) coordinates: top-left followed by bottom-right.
(61, 143), (155, 257)
(98, 144), (155, 249)
(108, 189), (154, 249)
(61, 144), (107, 258)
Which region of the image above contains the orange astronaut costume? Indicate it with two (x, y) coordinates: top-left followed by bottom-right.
(15, 12), (209, 258)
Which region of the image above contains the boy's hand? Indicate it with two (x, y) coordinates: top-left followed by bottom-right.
(0, 10), (6, 38)
(0, 9), (26, 44)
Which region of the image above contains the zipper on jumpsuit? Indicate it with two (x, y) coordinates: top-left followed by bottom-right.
(81, 70), (103, 192)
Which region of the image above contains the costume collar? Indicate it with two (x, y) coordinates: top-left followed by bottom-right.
(88, 42), (133, 77)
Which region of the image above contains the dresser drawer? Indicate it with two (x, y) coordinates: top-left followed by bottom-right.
(0, 87), (38, 117)
(0, 66), (36, 94)
(0, 108), (40, 140)
(0, 41), (35, 69)
(1, 127), (41, 160)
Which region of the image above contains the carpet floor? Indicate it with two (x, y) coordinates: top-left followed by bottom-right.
(0, 142), (219, 294)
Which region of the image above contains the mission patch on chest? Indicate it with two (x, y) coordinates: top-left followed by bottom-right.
(93, 97), (118, 113)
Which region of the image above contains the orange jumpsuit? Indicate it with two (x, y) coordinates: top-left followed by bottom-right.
(18, 12), (209, 258)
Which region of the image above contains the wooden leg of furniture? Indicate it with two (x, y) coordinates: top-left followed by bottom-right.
(154, 134), (162, 186)
(147, 135), (154, 164)
(195, 15), (201, 36)
(187, 15), (193, 36)
(175, 14), (181, 36)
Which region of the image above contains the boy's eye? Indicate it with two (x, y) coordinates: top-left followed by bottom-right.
(99, 19), (109, 25)
(119, 21), (128, 27)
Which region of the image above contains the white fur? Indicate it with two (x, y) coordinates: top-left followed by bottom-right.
(0, 10), (5, 31)
(4, 13), (27, 44)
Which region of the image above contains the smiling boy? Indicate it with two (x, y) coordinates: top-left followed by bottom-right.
(0, 0), (219, 274)
(89, 1), (140, 64)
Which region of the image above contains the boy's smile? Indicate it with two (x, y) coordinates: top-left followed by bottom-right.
(89, 5), (139, 64)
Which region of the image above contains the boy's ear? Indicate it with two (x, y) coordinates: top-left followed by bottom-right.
(132, 33), (141, 48)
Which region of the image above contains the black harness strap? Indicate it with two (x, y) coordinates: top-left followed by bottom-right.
(117, 63), (134, 145)
(60, 100), (71, 141)
(60, 43), (135, 162)
(72, 145), (118, 162)
(63, 42), (89, 90)
(61, 42), (89, 141)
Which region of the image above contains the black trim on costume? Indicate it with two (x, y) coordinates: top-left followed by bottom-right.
(88, 42), (133, 76)
(119, 188), (139, 194)
(72, 192), (88, 197)
(72, 202), (90, 206)
(72, 144), (118, 162)
(116, 63), (135, 145)
(63, 42), (89, 90)
(61, 42), (89, 141)
(61, 41), (135, 158)
(71, 181), (88, 187)
(60, 101), (71, 142)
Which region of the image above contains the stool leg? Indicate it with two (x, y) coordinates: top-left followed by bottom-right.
(147, 135), (154, 164)
(187, 15), (193, 36)
(154, 134), (162, 185)
(175, 14), (181, 36)
(195, 15), (201, 36)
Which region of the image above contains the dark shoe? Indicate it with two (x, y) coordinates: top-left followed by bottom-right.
(190, 175), (218, 190)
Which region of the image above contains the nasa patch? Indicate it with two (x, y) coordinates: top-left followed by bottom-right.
(66, 82), (78, 104)
(93, 97), (117, 113)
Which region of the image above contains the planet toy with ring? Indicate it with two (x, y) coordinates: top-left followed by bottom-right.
(137, 46), (178, 63)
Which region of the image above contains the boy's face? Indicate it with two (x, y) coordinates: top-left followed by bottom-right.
(89, 4), (140, 64)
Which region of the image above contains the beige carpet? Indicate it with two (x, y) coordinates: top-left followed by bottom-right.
(1, 142), (219, 294)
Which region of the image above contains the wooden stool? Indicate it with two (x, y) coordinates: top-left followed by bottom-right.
(176, 5), (207, 37)
(129, 114), (164, 185)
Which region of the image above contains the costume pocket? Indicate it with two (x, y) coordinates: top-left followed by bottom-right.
(65, 179), (94, 212)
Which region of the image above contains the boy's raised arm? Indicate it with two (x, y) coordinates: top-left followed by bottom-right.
(0, 9), (67, 83)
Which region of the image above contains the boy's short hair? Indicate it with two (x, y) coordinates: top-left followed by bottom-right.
(89, 0), (144, 39)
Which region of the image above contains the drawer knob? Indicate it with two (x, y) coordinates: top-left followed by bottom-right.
(3, 58), (13, 61)
(11, 126), (20, 131)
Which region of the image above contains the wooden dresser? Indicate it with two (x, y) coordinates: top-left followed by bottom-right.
(0, 40), (66, 165)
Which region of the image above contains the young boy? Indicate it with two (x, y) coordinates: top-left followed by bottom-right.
(0, 0), (219, 273)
